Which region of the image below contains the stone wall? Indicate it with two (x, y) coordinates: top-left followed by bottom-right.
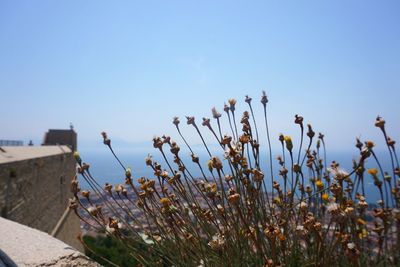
(0, 217), (99, 267)
(52, 208), (84, 251)
(0, 149), (83, 251)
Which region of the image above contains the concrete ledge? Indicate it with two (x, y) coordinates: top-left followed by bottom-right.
(0, 217), (100, 267)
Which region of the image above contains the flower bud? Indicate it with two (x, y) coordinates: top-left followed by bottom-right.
(284, 136), (293, 152)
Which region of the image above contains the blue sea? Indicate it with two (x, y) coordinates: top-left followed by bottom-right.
(78, 146), (396, 204)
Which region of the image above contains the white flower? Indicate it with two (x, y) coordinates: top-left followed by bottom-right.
(347, 242), (356, 250)
(299, 201), (308, 210)
(87, 206), (97, 216)
(327, 203), (339, 213)
(208, 234), (225, 250)
(139, 233), (155, 245)
(106, 225), (115, 234)
(105, 222), (123, 235)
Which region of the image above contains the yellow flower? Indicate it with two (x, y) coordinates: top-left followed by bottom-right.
(73, 151), (81, 163)
(358, 228), (368, 239)
(357, 218), (366, 225)
(315, 180), (324, 189)
(160, 198), (171, 207)
(273, 197), (282, 204)
(321, 193), (329, 202)
(284, 136), (293, 152)
(367, 168), (378, 176)
(207, 159), (214, 172)
(125, 168), (132, 178)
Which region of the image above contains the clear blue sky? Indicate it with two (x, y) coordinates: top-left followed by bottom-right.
(1, 1), (399, 152)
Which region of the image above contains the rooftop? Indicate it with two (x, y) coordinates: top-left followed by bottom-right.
(0, 146), (72, 164)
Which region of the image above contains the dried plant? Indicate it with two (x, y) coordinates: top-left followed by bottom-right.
(71, 93), (400, 267)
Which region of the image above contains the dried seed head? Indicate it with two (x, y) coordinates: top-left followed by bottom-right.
(69, 198), (78, 210)
(145, 154), (153, 166)
(387, 137), (396, 147)
(245, 95), (252, 104)
(186, 116), (195, 125)
(115, 184), (123, 193)
(293, 164), (301, 173)
(153, 136), (163, 149)
(160, 170), (169, 179)
(223, 103), (229, 113)
(170, 142), (180, 155)
(313, 222), (322, 231)
(253, 169), (264, 182)
(70, 176), (80, 194)
(162, 135), (171, 144)
(147, 180), (155, 188)
(202, 117), (211, 127)
(228, 98), (237, 112)
(296, 225), (307, 236)
(279, 167), (288, 176)
(211, 107), (221, 119)
(261, 91), (268, 106)
(191, 154), (200, 163)
(375, 116), (385, 129)
(228, 193), (240, 204)
(345, 206), (355, 216)
(81, 190), (90, 199)
(101, 132), (111, 146)
(358, 200), (368, 209)
(173, 117), (180, 126)
(221, 135), (232, 145)
(212, 156), (223, 170)
(278, 134), (284, 143)
(81, 163), (90, 171)
(307, 124), (315, 138)
(295, 114), (303, 125)
(122, 188), (128, 197)
(239, 134), (250, 144)
(225, 174), (233, 182)
(273, 181), (280, 190)
(365, 140), (375, 149)
(264, 225), (280, 239)
(104, 183), (113, 193)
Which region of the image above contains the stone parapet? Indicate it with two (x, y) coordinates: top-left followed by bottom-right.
(0, 217), (100, 267)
